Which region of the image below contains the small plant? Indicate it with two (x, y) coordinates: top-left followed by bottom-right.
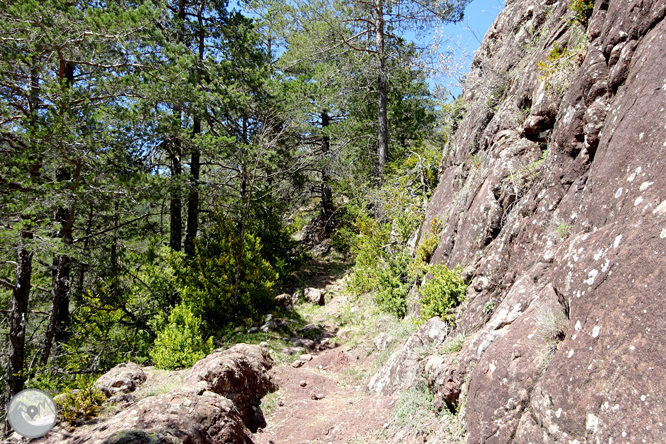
(260, 390), (281, 416)
(441, 332), (466, 354)
(538, 39), (586, 94)
(55, 383), (107, 425)
(149, 302), (214, 370)
(536, 305), (569, 346)
(483, 299), (496, 314)
(486, 82), (507, 111)
(414, 217), (444, 267)
(570, 0), (595, 27)
(555, 222), (573, 239)
(392, 383), (436, 433)
(506, 150), (548, 197)
(417, 264), (466, 325)
(470, 153), (482, 169)
(518, 106), (531, 122)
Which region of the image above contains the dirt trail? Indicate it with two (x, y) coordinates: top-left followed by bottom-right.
(254, 259), (393, 444)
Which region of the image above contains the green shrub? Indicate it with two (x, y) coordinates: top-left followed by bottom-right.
(555, 222), (573, 239)
(393, 383), (436, 433)
(570, 0), (595, 26)
(418, 264), (466, 325)
(55, 381), (107, 425)
(441, 332), (466, 354)
(375, 252), (412, 317)
(149, 302), (213, 370)
(415, 218), (443, 264)
(172, 221), (278, 326)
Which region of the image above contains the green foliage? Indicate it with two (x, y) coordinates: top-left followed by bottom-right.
(555, 222), (573, 239)
(55, 380), (107, 425)
(374, 252), (412, 318)
(483, 299), (496, 314)
(441, 332), (466, 354)
(486, 82), (507, 111)
(537, 39), (586, 94)
(393, 383), (436, 433)
(570, 0), (595, 26)
(418, 264), (466, 325)
(470, 153), (482, 169)
(149, 302), (214, 370)
(415, 218), (443, 264)
(506, 150), (548, 197)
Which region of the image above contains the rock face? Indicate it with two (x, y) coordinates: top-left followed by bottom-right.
(411, 0), (666, 442)
(95, 362), (147, 397)
(38, 345), (276, 444)
(368, 317), (448, 395)
(303, 287), (326, 305)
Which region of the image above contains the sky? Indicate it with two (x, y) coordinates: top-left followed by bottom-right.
(234, 0), (506, 99)
(418, 0), (506, 98)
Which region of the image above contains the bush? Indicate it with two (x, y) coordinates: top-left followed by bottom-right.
(149, 302), (213, 370)
(171, 220), (279, 327)
(375, 252), (412, 317)
(570, 0), (595, 26)
(393, 383), (436, 433)
(55, 380), (107, 425)
(418, 264), (466, 324)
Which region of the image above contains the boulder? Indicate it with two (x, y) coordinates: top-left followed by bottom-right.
(185, 344), (277, 427)
(37, 344), (276, 444)
(409, 0), (666, 441)
(368, 317), (448, 396)
(274, 293), (297, 310)
(372, 332), (394, 351)
(95, 362), (146, 397)
(303, 288), (325, 305)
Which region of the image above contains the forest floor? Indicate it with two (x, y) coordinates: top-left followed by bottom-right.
(251, 256), (406, 444)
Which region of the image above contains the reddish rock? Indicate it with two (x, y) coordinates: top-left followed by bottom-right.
(368, 317), (448, 396)
(414, 0), (666, 441)
(37, 345), (276, 444)
(95, 362), (146, 397)
(185, 344), (277, 428)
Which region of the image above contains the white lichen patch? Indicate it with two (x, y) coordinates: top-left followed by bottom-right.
(653, 200), (666, 215)
(587, 413), (599, 432)
(592, 325), (601, 338)
(615, 188), (623, 198)
(575, 320), (582, 331)
(627, 172), (637, 182)
(640, 181), (653, 191)
(635, 196), (644, 206)
(585, 269), (599, 285)
(660, 227), (666, 239)
(567, 349), (574, 358)
(614, 234), (623, 248)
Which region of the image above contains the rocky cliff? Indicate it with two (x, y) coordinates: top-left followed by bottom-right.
(419, 0), (666, 441)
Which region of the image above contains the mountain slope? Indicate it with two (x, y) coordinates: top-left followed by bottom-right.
(420, 0), (666, 441)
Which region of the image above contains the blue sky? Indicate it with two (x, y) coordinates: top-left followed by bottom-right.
(234, 0), (505, 98)
(419, 0), (506, 97)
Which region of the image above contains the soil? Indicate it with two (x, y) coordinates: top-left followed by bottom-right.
(254, 350), (393, 444)
(254, 258), (395, 444)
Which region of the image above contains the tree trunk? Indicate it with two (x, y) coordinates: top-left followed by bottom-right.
(185, 119), (200, 257)
(6, 232), (33, 402)
(185, 23), (203, 257)
(170, 137), (182, 252)
(320, 111), (334, 232)
(375, 0), (388, 181)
